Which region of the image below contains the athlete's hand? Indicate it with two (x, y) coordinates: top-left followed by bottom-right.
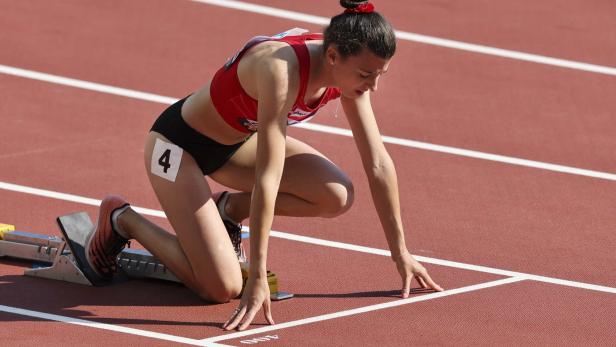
(222, 274), (275, 331)
(394, 250), (443, 298)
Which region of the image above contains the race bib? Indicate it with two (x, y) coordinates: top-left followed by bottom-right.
(151, 138), (182, 182)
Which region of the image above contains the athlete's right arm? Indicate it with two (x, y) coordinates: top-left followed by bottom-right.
(223, 47), (299, 331)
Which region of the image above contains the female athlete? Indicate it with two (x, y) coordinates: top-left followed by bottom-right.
(85, 0), (443, 332)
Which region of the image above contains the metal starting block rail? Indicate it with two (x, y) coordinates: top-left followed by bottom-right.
(0, 212), (292, 301)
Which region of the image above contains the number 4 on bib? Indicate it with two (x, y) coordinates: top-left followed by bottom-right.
(151, 138), (183, 182)
(158, 149), (172, 173)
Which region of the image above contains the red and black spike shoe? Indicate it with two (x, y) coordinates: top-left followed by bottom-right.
(85, 195), (130, 279)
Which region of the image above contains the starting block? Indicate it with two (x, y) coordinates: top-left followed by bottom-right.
(0, 212), (293, 301)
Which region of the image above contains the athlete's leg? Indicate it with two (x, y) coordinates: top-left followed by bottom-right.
(209, 134), (354, 222)
(116, 132), (242, 303)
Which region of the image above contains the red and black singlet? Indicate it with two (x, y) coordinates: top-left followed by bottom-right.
(210, 28), (341, 133)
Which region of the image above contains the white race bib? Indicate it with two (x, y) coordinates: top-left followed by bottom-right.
(151, 138), (182, 182)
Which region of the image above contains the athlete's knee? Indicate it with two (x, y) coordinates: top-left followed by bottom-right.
(201, 287), (242, 304)
(195, 274), (243, 304)
(320, 178), (354, 217)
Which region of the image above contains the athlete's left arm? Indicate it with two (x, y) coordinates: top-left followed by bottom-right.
(341, 93), (443, 296)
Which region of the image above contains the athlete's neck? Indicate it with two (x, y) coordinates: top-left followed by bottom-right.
(308, 41), (337, 89)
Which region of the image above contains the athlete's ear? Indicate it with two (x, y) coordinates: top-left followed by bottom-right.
(325, 45), (339, 66)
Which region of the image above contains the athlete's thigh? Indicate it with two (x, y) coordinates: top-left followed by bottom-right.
(209, 133), (353, 201)
(144, 132), (241, 285)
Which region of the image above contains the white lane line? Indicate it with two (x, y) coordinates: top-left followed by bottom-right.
(0, 64), (177, 105)
(2, 63), (615, 182)
(2, 180), (616, 295)
(0, 181), (165, 218)
(267, 229), (521, 278)
(191, 0), (616, 77)
(297, 122), (616, 181)
(201, 277), (527, 343)
(268, 229), (616, 294)
(0, 305), (220, 346)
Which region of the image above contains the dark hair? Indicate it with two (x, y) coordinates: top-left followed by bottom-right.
(323, 1), (396, 59)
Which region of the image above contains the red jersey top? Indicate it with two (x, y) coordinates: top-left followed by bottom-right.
(210, 28), (341, 133)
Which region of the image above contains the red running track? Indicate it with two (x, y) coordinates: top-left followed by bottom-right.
(1, 1), (615, 346)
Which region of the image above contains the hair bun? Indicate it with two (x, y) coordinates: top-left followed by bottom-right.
(340, 0), (369, 9)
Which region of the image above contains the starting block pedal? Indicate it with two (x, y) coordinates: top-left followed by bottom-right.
(54, 212), (111, 286)
(0, 213), (293, 301)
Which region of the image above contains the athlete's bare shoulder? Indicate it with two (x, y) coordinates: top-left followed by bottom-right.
(237, 41), (300, 102)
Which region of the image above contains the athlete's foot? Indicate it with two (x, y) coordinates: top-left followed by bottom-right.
(215, 191), (246, 261)
(85, 195), (132, 279)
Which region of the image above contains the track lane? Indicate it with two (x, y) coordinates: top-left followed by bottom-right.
(1, 75), (615, 288)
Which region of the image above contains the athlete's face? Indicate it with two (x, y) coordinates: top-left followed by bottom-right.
(327, 46), (391, 99)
